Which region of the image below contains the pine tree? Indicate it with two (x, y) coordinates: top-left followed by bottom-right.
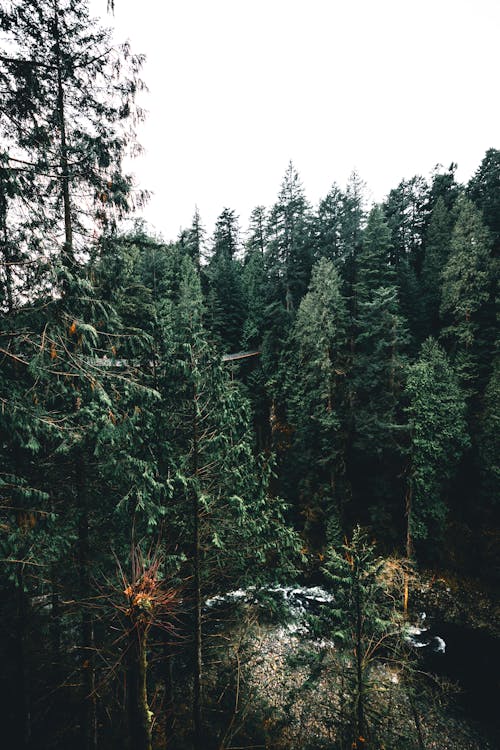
(383, 175), (429, 272)
(163, 257), (299, 748)
(351, 206), (410, 532)
(421, 197), (453, 336)
(405, 338), (469, 554)
(468, 147), (500, 253)
(0, 0), (145, 272)
(178, 206), (205, 272)
(204, 208), (246, 351)
(478, 356), (500, 512)
(286, 258), (349, 546)
(266, 161), (313, 312)
(321, 527), (403, 746)
(440, 196), (493, 393)
(0, 4), (146, 746)
(314, 182), (345, 263)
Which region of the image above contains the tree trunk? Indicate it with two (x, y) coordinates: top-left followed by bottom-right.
(128, 626), (152, 750)
(0, 179), (14, 313)
(16, 574), (31, 750)
(163, 641), (175, 746)
(404, 482), (413, 615)
(50, 567), (62, 684)
(53, 0), (74, 265)
(191, 361), (203, 750)
(77, 457), (97, 750)
(354, 566), (365, 740)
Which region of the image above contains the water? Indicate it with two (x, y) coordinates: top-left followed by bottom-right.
(206, 585), (500, 732)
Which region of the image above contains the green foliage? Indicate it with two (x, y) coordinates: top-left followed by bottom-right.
(468, 147), (500, 252)
(478, 356), (500, 508)
(318, 527), (405, 745)
(265, 161), (313, 312)
(405, 338), (470, 544)
(440, 196), (493, 391)
(421, 197), (453, 336)
(350, 206), (410, 527)
(0, 13), (498, 740)
(285, 258), (350, 545)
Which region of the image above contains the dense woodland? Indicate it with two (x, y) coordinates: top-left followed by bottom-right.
(0, 2), (498, 749)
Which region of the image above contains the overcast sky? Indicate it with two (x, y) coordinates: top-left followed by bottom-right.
(89, 0), (500, 242)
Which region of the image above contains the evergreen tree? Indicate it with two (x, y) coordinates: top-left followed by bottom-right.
(265, 161), (313, 312)
(204, 208), (246, 351)
(427, 162), (460, 215)
(478, 356), (500, 513)
(314, 181), (345, 263)
(383, 175), (429, 272)
(405, 338), (469, 556)
(421, 197), (453, 336)
(338, 171), (366, 299)
(246, 204), (267, 256)
(161, 257), (299, 748)
(440, 196), (494, 393)
(351, 206), (409, 532)
(468, 147), (500, 253)
(321, 527), (404, 746)
(179, 207), (205, 272)
(286, 258), (349, 546)
(242, 247), (266, 351)
(0, 0), (145, 265)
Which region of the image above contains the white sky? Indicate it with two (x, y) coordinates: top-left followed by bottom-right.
(89, 0), (500, 242)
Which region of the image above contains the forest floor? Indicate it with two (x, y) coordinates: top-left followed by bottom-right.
(243, 621), (498, 750)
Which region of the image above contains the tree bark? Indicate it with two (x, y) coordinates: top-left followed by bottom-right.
(77, 456), (97, 750)
(354, 564), (365, 740)
(163, 641), (175, 746)
(16, 573), (31, 750)
(128, 625), (152, 750)
(191, 358), (203, 750)
(53, 0), (74, 265)
(404, 482), (413, 615)
(0, 176), (14, 313)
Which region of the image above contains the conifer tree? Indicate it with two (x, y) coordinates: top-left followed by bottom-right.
(266, 161), (312, 312)
(421, 197), (453, 336)
(351, 206), (409, 530)
(314, 182), (345, 263)
(179, 207), (205, 272)
(405, 338), (469, 554)
(165, 257), (299, 748)
(440, 196), (493, 393)
(478, 356), (500, 512)
(205, 208), (246, 351)
(468, 147), (500, 253)
(0, 0), (145, 266)
(286, 258), (349, 546)
(321, 527), (403, 746)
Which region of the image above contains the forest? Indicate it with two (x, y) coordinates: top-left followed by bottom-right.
(0, 1), (498, 749)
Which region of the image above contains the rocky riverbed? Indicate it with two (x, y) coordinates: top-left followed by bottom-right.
(204, 582), (500, 749)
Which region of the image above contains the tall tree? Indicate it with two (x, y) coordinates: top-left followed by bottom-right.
(405, 338), (469, 557)
(468, 147), (500, 253)
(321, 527), (404, 746)
(179, 206), (205, 272)
(204, 208), (246, 351)
(286, 258), (350, 546)
(0, 0), (145, 267)
(351, 206), (409, 533)
(266, 161), (313, 312)
(421, 197), (453, 337)
(440, 196), (494, 395)
(314, 182), (345, 263)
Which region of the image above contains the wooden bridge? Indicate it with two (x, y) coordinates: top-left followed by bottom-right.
(222, 350), (261, 363)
